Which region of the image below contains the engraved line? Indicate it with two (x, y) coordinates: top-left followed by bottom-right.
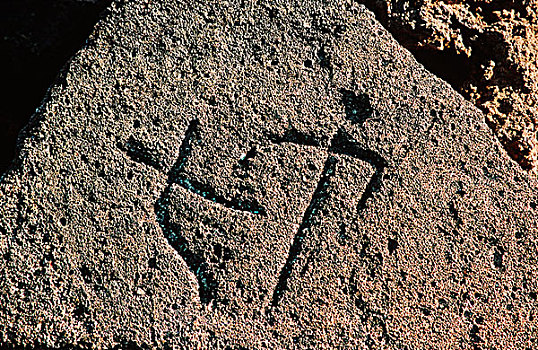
(124, 136), (165, 171)
(267, 127), (323, 147)
(154, 119), (218, 304)
(271, 155), (338, 306)
(329, 129), (388, 211)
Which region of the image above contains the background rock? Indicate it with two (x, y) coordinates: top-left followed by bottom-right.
(0, 0), (111, 173)
(360, 0), (538, 170)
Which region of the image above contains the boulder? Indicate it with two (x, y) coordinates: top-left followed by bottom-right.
(1, 1), (537, 348)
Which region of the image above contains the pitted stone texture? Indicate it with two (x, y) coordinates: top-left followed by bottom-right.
(361, 0), (538, 170)
(1, 0), (538, 349)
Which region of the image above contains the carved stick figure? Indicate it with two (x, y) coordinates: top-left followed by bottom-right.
(125, 119), (265, 304)
(270, 128), (387, 306)
(123, 90), (387, 306)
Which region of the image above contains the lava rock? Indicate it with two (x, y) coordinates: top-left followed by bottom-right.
(0, 0), (537, 349)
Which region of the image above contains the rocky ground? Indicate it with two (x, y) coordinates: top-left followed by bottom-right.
(360, 0), (538, 170)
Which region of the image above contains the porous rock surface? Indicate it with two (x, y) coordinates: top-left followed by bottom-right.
(1, 0), (538, 349)
(0, 0), (112, 171)
(361, 0), (538, 170)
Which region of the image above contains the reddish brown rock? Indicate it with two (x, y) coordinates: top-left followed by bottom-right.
(0, 1), (537, 349)
(362, 0), (538, 170)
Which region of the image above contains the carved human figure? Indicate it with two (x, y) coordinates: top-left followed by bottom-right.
(124, 90), (387, 308)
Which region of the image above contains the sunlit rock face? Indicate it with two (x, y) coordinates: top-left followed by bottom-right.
(1, 1), (537, 349)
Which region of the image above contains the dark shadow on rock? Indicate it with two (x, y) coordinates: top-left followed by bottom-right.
(0, 0), (112, 174)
